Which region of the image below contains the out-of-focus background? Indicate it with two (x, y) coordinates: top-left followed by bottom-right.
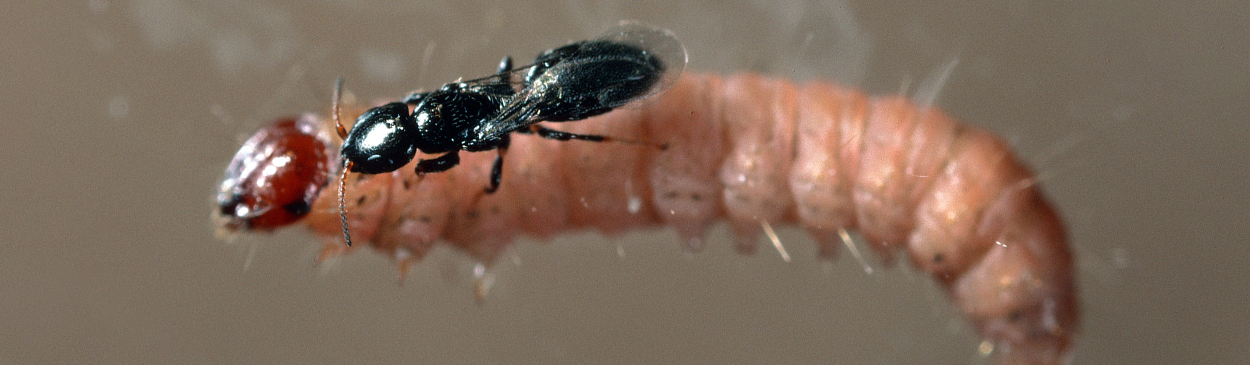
(3, 1), (1246, 363)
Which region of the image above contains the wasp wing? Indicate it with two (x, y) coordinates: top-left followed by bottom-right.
(474, 22), (686, 140)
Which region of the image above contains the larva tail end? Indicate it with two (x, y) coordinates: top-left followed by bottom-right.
(956, 188), (1077, 365)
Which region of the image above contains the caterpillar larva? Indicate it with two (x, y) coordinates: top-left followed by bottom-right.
(215, 24), (1076, 365)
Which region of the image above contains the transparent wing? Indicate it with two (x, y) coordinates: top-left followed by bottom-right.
(595, 21), (688, 104)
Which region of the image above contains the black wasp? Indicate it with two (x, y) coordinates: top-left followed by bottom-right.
(333, 22), (687, 246)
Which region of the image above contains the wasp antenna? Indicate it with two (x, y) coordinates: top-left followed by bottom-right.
(614, 136), (668, 150)
(338, 160), (354, 247)
(333, 78), (348, 139)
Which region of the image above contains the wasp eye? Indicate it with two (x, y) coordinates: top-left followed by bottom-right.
(340, 102), (418, 174)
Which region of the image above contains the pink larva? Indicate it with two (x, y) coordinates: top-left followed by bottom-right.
(220, 72), (1077, 364)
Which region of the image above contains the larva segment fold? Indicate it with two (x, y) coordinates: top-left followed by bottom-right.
(854, 96), (926, 263)
(718, 74), (799, 253)
(645, 74), (727, 251)
(788, 82), (862, 258)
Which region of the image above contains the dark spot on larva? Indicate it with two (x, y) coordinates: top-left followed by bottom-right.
(419, 216), (431, 223)
(466, 210), (479, 219)
(283, 201), (311, 215)
(402, 179), (411, 190)
(1008, 310), (1024, 322)
(690, 193), (702, 201)
(490, 206), (500, 214)
(356, 195), (367, 206)
(933, 253), (945, 263)
(664, 191), (679, 199)
(218, 193), (242, 217)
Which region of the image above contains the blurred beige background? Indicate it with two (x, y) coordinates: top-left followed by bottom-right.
(2, 0), (1247, 363)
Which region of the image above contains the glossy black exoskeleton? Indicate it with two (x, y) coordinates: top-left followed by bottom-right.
(338, 59), (517, 176)
(333, 22), (686, 246)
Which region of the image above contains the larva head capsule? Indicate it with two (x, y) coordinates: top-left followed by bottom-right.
(339, 102), (419, 175)
(215, 115), (334, 232)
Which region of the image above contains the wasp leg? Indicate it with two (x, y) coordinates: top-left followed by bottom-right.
(485, 134), (510, 194)
(520, 125), (667, 150)
(415, 150), (461, 175)
(520, 125), (607, 142)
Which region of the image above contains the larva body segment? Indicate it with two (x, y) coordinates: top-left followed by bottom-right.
(644, 71), (726, 251)
(716, 74), (799, 254)
(789, 82), (867, 258)
(259, 72), (1075, 364)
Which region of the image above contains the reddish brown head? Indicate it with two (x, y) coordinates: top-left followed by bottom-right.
(216, 115), (336, 231)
